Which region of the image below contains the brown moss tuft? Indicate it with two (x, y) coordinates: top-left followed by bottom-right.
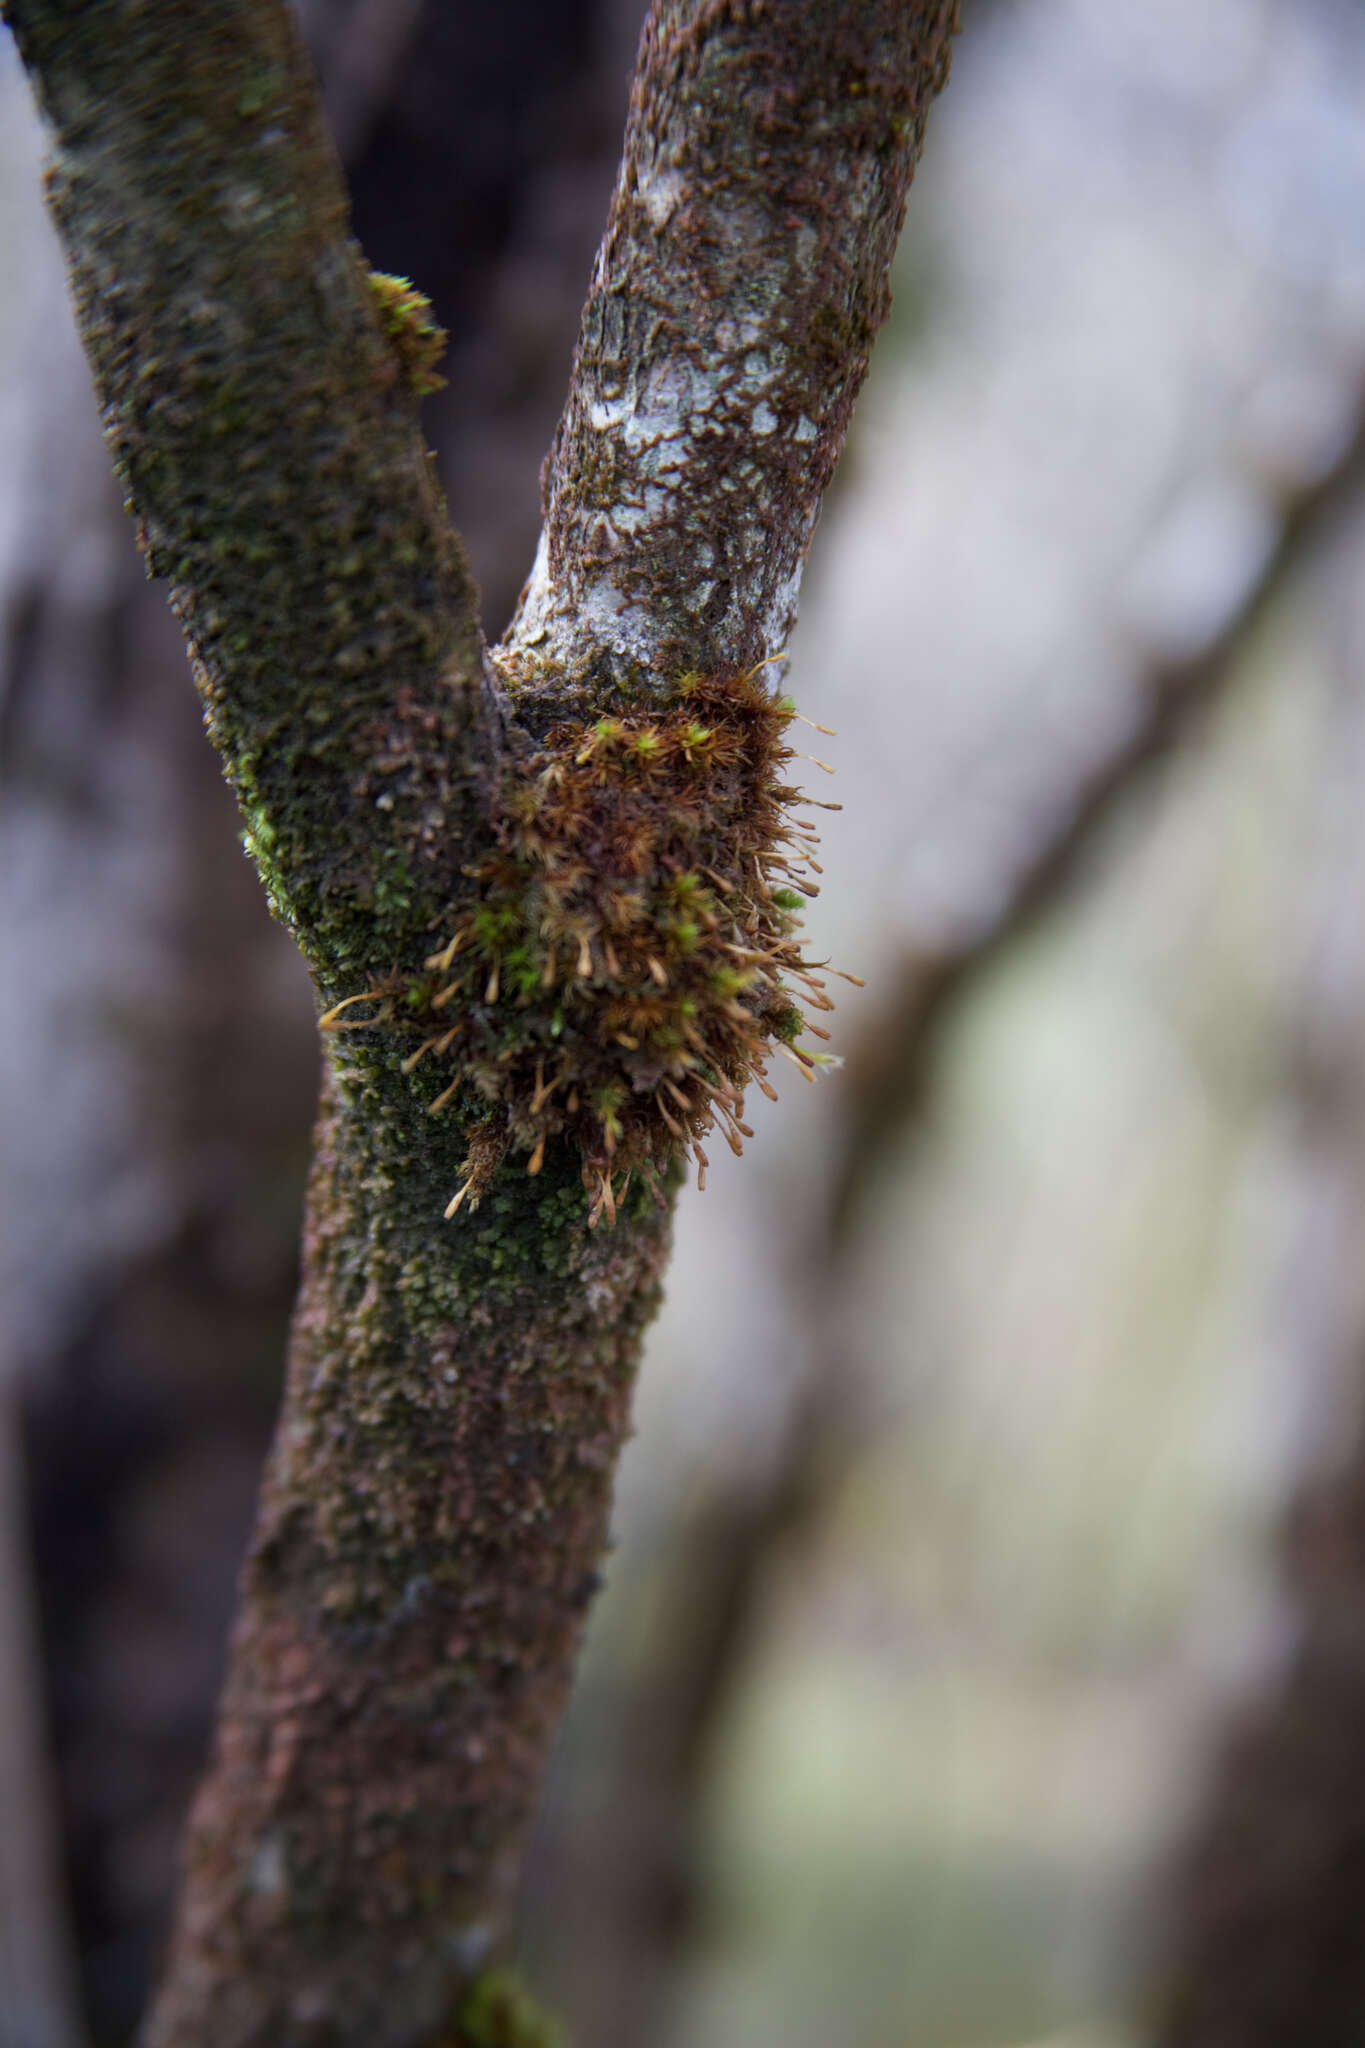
(324, 666), (851, 1221)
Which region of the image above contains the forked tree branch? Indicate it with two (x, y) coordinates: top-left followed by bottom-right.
(2, 2), (959, 2042)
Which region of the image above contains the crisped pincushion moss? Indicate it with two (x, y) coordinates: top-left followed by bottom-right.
(324, 666), (845, 1223)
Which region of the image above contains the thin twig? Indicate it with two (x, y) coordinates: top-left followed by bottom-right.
(0, 1375), (87, 2048)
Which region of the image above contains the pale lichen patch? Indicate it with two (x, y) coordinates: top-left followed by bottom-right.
(636, 158), (686, 229)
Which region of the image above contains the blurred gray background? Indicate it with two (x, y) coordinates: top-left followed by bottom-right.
(5, 3), (1365, 2044)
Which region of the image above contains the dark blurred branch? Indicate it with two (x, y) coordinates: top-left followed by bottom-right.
(1150, 503), (1365, 2048)
(0, 1379), (87, 2048)
(830, 398), (1365, 1255)
(297, 0), (425, 162)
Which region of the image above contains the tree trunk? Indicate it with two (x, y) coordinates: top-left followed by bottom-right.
(5, 6), (637, 2034)
(2, 2), (960, 2039)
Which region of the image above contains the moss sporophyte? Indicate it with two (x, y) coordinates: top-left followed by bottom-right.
(321, 665), (859, 1225)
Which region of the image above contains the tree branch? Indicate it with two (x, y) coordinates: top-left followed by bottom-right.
(3, 2), (960, 2041)
(3, 0), (495, 995)
(502, 0), (960, 698)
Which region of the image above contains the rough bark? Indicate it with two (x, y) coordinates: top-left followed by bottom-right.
(503, 0), (960, 700)
(4, 0), (496, 992)
(7, 3), (633, 2033)
(146, 1071), (672, 2048)
(3, 0), (960, 2041)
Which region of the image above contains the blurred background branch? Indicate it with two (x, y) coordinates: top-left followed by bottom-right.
(1152, 499), (1365, 2044)
(829, 394), (1365, 1257)
(0, 1378), (87, 2048)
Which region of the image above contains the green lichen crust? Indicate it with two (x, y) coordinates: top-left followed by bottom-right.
(326, 666), (847, 1223)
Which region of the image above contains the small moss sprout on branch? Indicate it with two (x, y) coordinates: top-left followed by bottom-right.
(366, 267), (449, 396)
(446, 1969), (562, 2048)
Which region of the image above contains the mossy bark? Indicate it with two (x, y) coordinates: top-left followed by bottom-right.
(143, 1063), (671, 2048)
(3, 0), (960, 2041)
(4, 0), (497, 992)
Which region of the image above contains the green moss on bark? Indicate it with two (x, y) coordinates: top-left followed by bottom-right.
(143, 1051), (675, 2047)
(6, 0), (493, 996)
(367, 269), (450, 396)
(451, 1971), (562, 2048)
